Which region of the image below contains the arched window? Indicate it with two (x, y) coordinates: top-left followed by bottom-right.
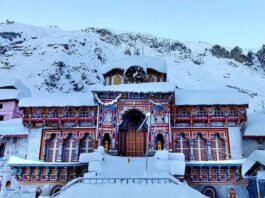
(156, 113), (163, 123)
(50, 185), (63, 196)
(193, 133), (207, 161)
(80, 133), (94, 153)
(46, 134), (59, 162)
(211, 133), (226, 160)
(174, 133), (190, 160)
(229, 188), (236, 198)
(202, 186), (217, 198)
(63, 133), (77, 162)
(5, 181), (11, 189)
(0, 143), (5, 158)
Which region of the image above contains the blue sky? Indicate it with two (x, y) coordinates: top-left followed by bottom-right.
(1, 0), (265, 48)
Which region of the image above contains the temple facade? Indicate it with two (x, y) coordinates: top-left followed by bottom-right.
(0, 56), (261, 198)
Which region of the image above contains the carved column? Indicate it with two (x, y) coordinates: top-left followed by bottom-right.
(56, 140), (64, 162)
(41, 140), (47, 161)
(189, 139), (195, 161)
(73, 139), (80, 162)
(206, 138), (212, 160)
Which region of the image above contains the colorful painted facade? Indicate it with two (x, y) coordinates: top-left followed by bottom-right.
(0, 56), (260, 198)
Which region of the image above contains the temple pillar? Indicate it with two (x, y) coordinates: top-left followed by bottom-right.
(206, 138), (212, 160)
(41, 140), (47, 161)
(56, 140), (63, 162)
(73, 139), (80, 162)
(189, 139), (194, 161)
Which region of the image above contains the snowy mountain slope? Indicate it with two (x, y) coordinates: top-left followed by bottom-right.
(1, 21), (265, 111)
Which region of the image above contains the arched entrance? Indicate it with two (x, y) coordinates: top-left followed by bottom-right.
(119, 109), (147, 157)
(155, 133), (164, 150)
(202, 186), (217, 198)
(103, 133), (111, 151)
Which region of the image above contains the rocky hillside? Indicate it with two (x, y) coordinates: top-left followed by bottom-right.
(1, 21), (265, 111)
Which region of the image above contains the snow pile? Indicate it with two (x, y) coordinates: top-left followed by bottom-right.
(79, 146), (105, 163)
(175, 89), (249, 105)
(19, 92), (96, 107)
(0, 118), (28, 137)
(0, 89), (26, 101)
(94, 82), (176, 93)
(242, 150), (265, 176)
(101, 55), (167, 74)
(54, 181), (205, 198)
(244, 110), (265, 136)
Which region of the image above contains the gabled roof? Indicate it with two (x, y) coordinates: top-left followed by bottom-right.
(242, 150), (265, 177)
(244, 110), (265, 137)
(0, 78), (31, 97)
(0, 89), (26, 101)
(0, 118), (28, 137)
(101, 56), (167, 75)
(19, 92), (96, 107)
(175, 89), (249, 105)
(93, 82), (176, 93)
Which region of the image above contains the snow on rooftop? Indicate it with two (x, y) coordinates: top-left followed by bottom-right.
(94, 82), (176, 93)
(175, 89), (249, 105)
(8, 156), (79, 166)
(0, 118), (28, 137)
(0, 89), (26, 101)
(55, 149), (205, 198)
(186, 159), (245, 166)
(55, 180), (205, 198)
(19, 92), (96, 107)
(242, 150), (265, 176)
(101, 55), (167, 75)
(244, 110), (265, 137)
(0, 78), (31, 96)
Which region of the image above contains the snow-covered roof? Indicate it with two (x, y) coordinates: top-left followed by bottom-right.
(0, 118), (28, 137)
(19, 92), (96, 107)
(175, 89), (249, 105)
(0, 78), (31, 97)
(101, 56), (167, 75)
(8, 156), (79, 166)
(244, 110), (265, 137)
(186, 159), (245, 166)
(93, 82), (176, 93)
(242, 150), (265, 176)
(0, 89), (26, 101)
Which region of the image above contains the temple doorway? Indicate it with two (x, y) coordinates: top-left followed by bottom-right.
(118, 109), (147, 157)
(155, 133), (164, 150)
(103, 133), (110, 151)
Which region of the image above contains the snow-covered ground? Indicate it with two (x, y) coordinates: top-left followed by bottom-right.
(1, 22), (265, 112)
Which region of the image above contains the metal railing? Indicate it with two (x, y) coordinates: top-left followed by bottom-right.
(51, 177), (178, 197)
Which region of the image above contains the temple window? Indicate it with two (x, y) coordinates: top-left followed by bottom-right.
(174, 133), (190, 160)
(193, 134), (207, 161)
(46, 134), (59, 162)
(103, 110), (112, 123)
(211, 133), (226, 160)
(213, 108), (224, 117)
(0, 116), (3, 121)
(0, 143), (5, 158)
(176, 108), (190, 118)
(0, 104), (3, 109)
(156, 113), (163, 123)
(80, 133), (94, 153)
(63, 133), (77, 162)
(194, 109), (207, 118)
